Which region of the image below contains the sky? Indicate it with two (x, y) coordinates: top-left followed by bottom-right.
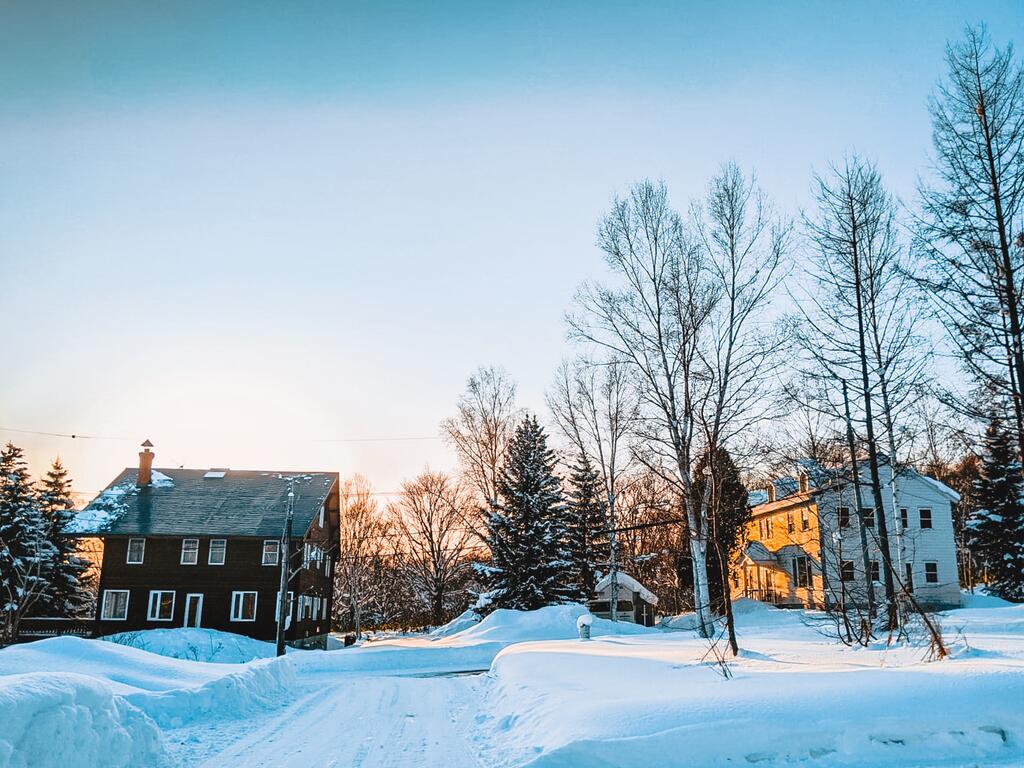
(1, 1), (1022, 503)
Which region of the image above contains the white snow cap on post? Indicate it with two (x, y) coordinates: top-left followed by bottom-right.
(577, 613), (593, 641)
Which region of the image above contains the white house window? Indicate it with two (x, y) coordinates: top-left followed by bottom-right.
(180, 538), (199, 565)
(838, 507), (851, 529)
(231, 591), (258, 622)
(101, 590), (130, 620)
(276, 590), (295, 628)
(126, 538), (146, 565)
(208, 539), (227, 565)
(869, 560), (880, 583)
(147, 590), (175, 621)
(919, 508), (933, 529)
(322, 597), (328, 619)
(840, 560), (855, 582)
(925, 562), (939, 584)
(900, 508), (909, 529)
(861, 508), (875, 528)
(262, 540), (279, 566)
(318, 505), (325, 528)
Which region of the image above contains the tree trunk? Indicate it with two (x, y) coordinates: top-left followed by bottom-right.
(842, 380), (876, 624)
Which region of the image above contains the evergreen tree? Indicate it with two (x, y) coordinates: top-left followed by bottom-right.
(34, 458), (93, 617)
(971, 417), (1024, 601)
(482, 416), (574, 610)
(564, 454), (609, 602)
(0, 443), (55, 643)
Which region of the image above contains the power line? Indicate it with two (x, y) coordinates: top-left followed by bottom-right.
(0, 426), (442, 444)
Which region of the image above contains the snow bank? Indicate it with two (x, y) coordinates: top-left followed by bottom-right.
(430, 609), (481, 638)
(104, 627), (281, 663)
(0, 673), (166, 768)
(448, 604), (654, 645)
(0, 635), (297, 728)
(960, 590), (1016, 609)
(480, 604), (1024, 768)
(126, 655), (297, 728)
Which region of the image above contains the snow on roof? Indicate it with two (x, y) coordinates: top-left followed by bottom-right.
(919, 473), (961, 502)
(595, 572), (659, 606)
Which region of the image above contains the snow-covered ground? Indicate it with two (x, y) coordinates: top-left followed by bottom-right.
(1, 598), (1023, 767)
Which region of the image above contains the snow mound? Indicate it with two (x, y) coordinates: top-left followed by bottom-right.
(104, 627), (281, 663)
(430, 609), (481, 639)
(0, 672), (166, 768)
(126, 655), (297, 728)
(961, 591), (1017, 609)
(447, 604), (655, 645)
(660, 599), (803, 632)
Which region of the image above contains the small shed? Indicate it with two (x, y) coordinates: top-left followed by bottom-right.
(589, 572), (659, 626)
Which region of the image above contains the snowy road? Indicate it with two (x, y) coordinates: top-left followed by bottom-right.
(184, 674), (486, 768)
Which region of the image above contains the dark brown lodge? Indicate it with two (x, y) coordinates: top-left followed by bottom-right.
(67, 442), (340, 644)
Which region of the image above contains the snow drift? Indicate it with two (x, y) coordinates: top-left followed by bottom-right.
(0, 673), (166, 768)
(103, 627), (281, 663)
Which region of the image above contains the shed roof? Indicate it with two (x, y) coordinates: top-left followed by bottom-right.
(66, 468), (338, 537)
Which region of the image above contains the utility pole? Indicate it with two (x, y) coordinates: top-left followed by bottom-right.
(275, 482), (295, 657)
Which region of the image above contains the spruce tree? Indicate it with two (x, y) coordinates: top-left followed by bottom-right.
(971, 417), (1024, 601)
(34, 458), (93, 617)
(564, 454), (609, 603)
(482, 416), (574, 610)
(0, 443), (55, 643)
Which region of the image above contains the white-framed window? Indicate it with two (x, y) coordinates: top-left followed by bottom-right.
(303, 543), (311, 568)
(920, 508), (933, 529)
(147, 590), (175, 621)
(262, 540), (279, 566)
(231, 591), (258, 622)
(324, 554), (331, 576)
(313, 597), (320, 618)
(180, 538), (199, 565)
(318, 505), (325, 528)
(208, 539), (227, 565)
(276, 590), (295, 628)
(925, 561), (939, 583)
(101, 589), (130, 620)
(322, 596), (328, 620)
(126, 538), (146, 564)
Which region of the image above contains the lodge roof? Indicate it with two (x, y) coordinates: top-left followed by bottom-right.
(66, 468), (338, 537)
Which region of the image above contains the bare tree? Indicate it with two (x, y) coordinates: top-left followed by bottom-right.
(333, 474), (385, 639)
(547, 357), (638, 619)
(441, 366), (520, 529)
(390, 471), (477, 626)
(917, 25), (1024, 459)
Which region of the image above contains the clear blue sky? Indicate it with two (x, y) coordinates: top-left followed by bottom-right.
(1, 1), (1021, 499)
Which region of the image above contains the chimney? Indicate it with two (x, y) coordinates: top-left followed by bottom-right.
(138, 439), (154, 487)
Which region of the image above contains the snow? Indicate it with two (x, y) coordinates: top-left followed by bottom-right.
(103, 627), (282, 663)
(594, 572), (658, 605)
(920, 473), (961, 502)
(3, 601), (1024, 767)
(430, 608), (481, 638)
(149, 470), (174, 488)
(0, 672), (166, 768)
(63, 481), (135, 533)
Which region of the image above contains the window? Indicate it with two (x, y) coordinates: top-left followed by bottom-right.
(791, 556), (811, 588)
(208, 539), (227, 565)
(905, 562), (914, 593)
(787, 514), (795, 534)
(126, 538), (146, 565)
(900, 508), (909, 529)
(231, 591), (258, 622)
(262, 540), (279, 566)
(838, 507), (851, 529)
(801, 510), (810, 531)
(919, 508), (933, 529)
(318, 505), (325, 528)
(861, 508), (875, 528)
(313, 597), (321, 618)
(925, 562), (938, 584)
(324, 554), (331, 576)
(840, 560), (855, 582)
(180, 538), (199, 565)
(869, 560), (880, 583)
(276, 590), (294, 628)
(322, 597), (328, 620)
(147, 590), (175, 622)
(101, 590), (130, 620)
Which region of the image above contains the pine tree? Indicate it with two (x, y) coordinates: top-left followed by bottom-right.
(34, 458), (93, 617)
(690, 448), (750, 609)
(971, 417), (1024, 601)
(564, 454), (608, 603)
(0, 443), (56, 643)
(482, 416), (574, 610)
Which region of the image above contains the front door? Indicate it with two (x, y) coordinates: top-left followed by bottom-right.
(184, 593), (203, 627)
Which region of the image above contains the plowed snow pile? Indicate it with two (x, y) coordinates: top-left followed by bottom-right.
(478, 601), (1024, 768)
(103, 627), (281, 663)
(0, 635), (295, 767)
